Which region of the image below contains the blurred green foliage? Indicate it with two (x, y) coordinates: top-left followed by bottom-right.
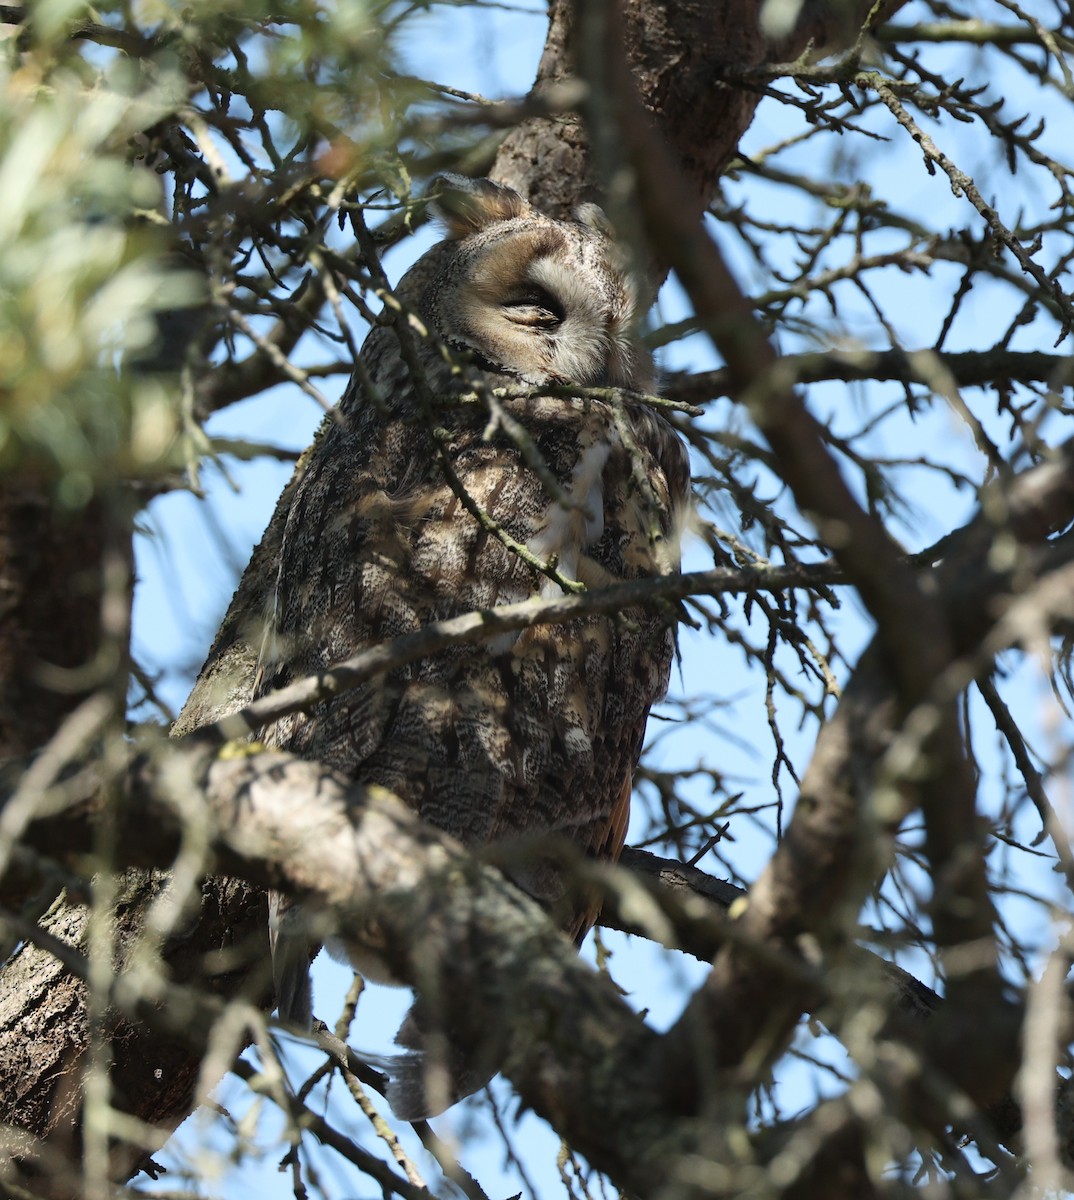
(0, 0), (428, 509)
(0, 47), (205, 504)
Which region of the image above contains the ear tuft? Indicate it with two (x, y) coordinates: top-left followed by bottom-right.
(574, 202), (614, 237)
(427, 174), (531, 239)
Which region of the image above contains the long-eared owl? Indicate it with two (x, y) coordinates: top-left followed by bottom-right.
(182, 175), (690, 1115)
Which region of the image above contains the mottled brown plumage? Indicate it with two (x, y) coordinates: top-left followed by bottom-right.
(183, 176), (689, 1116)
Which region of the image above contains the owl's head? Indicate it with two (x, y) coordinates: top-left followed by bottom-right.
(420, 175), (648, 390)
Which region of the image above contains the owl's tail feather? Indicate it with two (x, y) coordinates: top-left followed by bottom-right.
(362, 1009), (496, 1120)
(268, 890), (315, 1030)
(362, 1047), (494, 1122)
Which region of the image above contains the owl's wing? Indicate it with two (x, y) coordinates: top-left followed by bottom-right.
(267, 889), (315, 1028)
(171, 429), (325, 737)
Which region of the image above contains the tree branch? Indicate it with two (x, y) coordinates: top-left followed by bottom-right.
(665, 349), (1074, 407)
(205, 562), (841, 741)
(4, 439), (1074, 1194)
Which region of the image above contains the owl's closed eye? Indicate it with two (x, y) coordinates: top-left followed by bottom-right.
(425, 175), (646, 389)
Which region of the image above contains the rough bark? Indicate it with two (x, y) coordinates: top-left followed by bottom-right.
(0, 874), (269, 1197)
(0, 487), (109, 761)
(489, 0), (909, 221)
